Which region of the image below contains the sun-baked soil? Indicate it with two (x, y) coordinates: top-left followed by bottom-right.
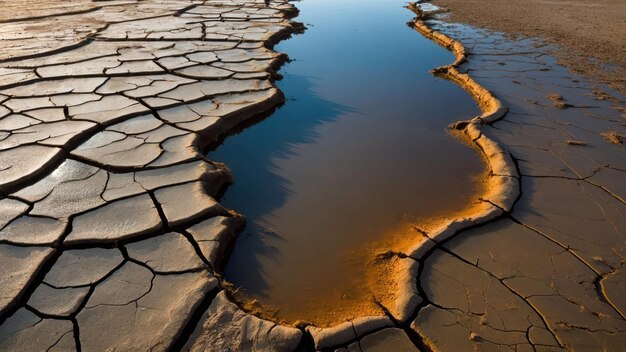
(432, 0), (626, 93)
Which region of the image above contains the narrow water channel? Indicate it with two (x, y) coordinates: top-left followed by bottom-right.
(208, 0), (485, 326)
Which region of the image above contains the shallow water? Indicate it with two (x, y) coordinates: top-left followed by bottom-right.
(208, 0), (484, 325)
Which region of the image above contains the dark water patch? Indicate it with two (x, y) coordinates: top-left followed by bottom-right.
(208, 0), (485, 326)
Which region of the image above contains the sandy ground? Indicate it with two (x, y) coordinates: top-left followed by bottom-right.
(432, 0), (626, 92)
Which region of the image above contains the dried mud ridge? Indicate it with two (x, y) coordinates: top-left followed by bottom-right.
(1, 0), (625, 351)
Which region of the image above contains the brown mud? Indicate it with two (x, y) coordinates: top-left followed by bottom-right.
(432, 0), (626, 93)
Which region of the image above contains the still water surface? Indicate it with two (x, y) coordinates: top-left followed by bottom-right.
(208, 0), (484, 325)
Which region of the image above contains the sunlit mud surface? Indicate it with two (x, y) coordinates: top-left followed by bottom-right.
(210, 0), (486, 326)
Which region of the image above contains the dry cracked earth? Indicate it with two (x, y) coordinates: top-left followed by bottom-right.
(0, 0), (625, 351)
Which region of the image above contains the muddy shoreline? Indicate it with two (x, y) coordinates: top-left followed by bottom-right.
(214, 0), (490, 329)
(432, 0), (626, 94)
(407, 3), (626, 351)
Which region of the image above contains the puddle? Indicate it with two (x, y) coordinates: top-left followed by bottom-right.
(208, 0), (486, 326)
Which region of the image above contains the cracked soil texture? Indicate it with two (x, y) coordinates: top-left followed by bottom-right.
(0, 0), (305, 351)
(431, 0), (626, 94)
(0, 0), (624, 351)
(402, 8), (626, 352)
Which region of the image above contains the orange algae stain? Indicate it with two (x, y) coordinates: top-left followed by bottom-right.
(227, 181), (491, 328)
(350, 198), (492, 322)
(223, 130), (491, 327)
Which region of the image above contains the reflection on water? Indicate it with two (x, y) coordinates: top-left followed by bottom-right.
(208, 0), (485, 326)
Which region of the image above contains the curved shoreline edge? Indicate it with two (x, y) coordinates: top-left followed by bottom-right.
(393, 0), (520, 323)
(282, 2), (522, 349)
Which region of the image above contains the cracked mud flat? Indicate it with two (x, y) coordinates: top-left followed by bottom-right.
(0, 1), (624, 352)
(430, 0), (626, 94)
